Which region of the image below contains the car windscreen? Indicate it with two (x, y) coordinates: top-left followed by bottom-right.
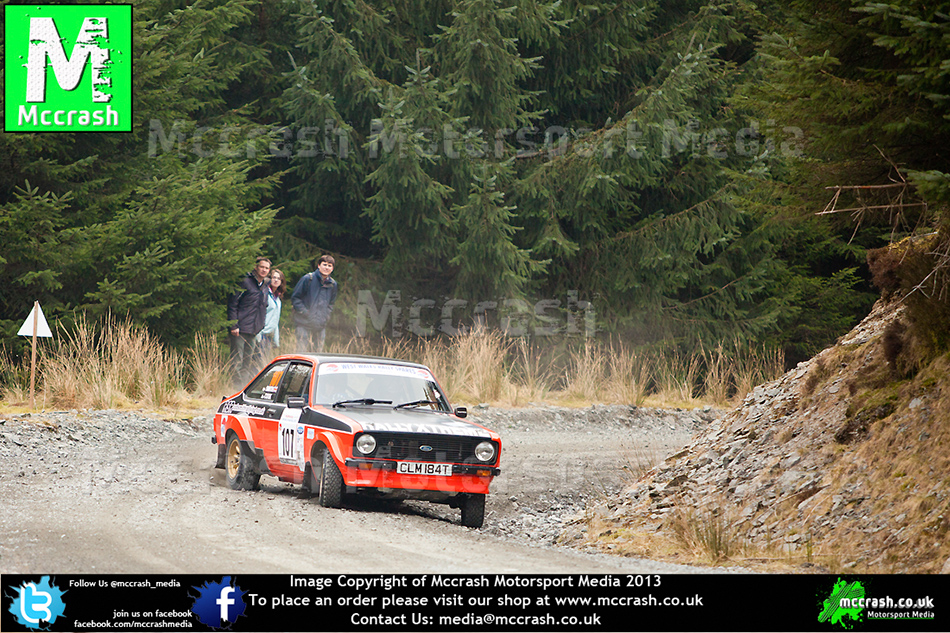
(314, 362), (449, 411)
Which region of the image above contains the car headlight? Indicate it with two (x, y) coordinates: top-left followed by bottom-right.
(356, 434), (377, 455)
(475, 441), (495, 462)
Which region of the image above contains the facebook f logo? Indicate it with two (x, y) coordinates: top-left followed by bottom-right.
(190, 577), (247, 629)
(216, 586), (236, 622)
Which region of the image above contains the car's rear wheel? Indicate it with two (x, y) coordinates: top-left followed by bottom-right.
(460, 493), (485, 528)
(319, 446), (344, 508)
(225, 433), (260, 491)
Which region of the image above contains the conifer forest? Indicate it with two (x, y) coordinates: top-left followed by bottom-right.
(2, 0), (949, 367)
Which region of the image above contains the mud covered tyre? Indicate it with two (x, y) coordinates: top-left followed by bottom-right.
(225, 433), (260, 491)
(319, 447), (344, 508)
(460, 494), (485, 528)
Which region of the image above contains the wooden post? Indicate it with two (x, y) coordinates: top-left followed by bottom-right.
(30, 300), (38, 409)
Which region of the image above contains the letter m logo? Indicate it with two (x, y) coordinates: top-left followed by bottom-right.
(4, 4), (132, 132)
(26, 16), (112, 103)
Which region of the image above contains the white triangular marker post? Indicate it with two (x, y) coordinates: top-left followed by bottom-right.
(18, 301), (52, 409)
(17, 302), (53, 337)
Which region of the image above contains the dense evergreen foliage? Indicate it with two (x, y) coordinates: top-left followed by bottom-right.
(742, 0), (950, 358)
(2, 0), (947, 362)
(1, 0), (278, 349)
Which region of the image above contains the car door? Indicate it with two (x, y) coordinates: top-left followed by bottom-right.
(271, 361), (313, 475)
(243, 360), (290, 475)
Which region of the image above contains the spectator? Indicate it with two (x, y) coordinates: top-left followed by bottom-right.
(256, 267), (286, 361)
(291, 254), (338, 353)
(227, 256), (270, 385)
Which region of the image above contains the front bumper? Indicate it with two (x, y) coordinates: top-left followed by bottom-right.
(343, 458), (499, 494)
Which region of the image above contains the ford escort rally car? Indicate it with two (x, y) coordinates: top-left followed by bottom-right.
(212, 354), (501, 528)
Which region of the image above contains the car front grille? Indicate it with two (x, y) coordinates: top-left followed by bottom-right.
(355, 432), (495, 464)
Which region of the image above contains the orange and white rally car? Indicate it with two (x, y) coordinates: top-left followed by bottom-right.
(212, 354), (501, 527)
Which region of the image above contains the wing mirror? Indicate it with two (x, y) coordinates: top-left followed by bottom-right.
(454, 406), (467, 418)
(287, 396), (307, 409)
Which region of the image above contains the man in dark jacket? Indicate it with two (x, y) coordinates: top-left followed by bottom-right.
(292, 254), (338, 352)
(227, 256), (270, 385)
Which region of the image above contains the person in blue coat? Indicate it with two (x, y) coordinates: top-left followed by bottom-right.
(291, 254), (338, 352)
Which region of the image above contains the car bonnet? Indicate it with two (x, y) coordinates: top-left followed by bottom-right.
(328, 407), (494, 439)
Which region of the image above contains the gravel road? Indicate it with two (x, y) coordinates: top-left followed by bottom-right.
(0, 405), (723, 574)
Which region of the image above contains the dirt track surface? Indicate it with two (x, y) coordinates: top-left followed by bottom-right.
(0, 405), (725, 574)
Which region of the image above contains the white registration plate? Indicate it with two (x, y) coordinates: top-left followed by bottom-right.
(396, 461), (453, 476)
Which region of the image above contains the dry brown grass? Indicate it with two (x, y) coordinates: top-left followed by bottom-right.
(733, 342), (785, 398)
(337, 334), (782, 408)
(186, 332), (232, 398)
(44, 317), (187, 409)
(701, 342), (732, 404)
(337, 331), (513, 403)
(605, 343), (652, 405)
(0, 346), (32, 404)
(3, 317), (197, 410)
(576, 500), (838, 571)
(573, 517), (686, 560)
(442, 330), (510, 403)
(668, 501), (748, 563)
(500, 338), (553, 405)
(1, 320), (787, 412)
(563, 342), (607, 402)
(700, 339), (786, 404)
(652, 350), (702, 405)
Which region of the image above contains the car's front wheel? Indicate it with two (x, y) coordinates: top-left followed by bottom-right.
(318, 446), (344, 508)
(225, 433), (260, 491)
(460, 493), (485, 528)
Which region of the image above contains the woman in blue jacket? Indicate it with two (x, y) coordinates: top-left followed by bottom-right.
(256, 268), (286, 361)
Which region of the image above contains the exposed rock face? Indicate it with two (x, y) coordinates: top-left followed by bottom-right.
(578, 299), (950, 573)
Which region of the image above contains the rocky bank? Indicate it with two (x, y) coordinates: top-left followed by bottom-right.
(571, 298), (950, 573)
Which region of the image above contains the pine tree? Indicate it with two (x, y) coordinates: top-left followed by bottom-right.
(451, 161), (545, 301)
(362, 63), (457, 269)
(0, 0), (279, 349)
(277, 0), (837, 347)
(736, 0), (950, 355)
(7, 0), (919, 357)
(511, 1), (793, 343)
(0, 184), (77, 350)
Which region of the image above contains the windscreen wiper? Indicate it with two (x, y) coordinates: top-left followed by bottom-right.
(332, 398), (392, 408)
(393, 399), (442, 410)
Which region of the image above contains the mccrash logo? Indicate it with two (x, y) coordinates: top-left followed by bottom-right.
(4, 4), (132, 132)
(817, 578), (936, 629)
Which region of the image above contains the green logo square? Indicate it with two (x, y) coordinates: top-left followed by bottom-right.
(4, 3), (132, 132)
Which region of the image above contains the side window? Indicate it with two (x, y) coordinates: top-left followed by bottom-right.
(277, 362), (312, 404)
(246, 361), (289, 401)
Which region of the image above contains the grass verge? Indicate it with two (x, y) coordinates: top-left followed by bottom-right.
(1, 320), (785, 412)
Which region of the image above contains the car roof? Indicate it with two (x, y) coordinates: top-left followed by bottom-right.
(273, 352), (431, 371)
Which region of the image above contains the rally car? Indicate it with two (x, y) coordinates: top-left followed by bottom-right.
(212, 354), (501, 528)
